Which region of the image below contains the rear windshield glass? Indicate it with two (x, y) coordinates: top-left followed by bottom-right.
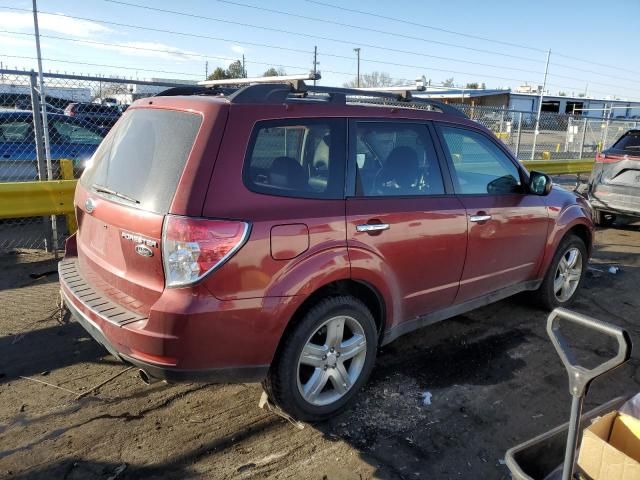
(613, 131), (640, 152)
(80, 109), (202, 214)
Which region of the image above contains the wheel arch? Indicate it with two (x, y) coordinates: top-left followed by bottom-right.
(567, 223), (593, 256)
(270, 279), (386, 366)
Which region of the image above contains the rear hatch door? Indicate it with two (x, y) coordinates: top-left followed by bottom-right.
(74, 107), (205, 313)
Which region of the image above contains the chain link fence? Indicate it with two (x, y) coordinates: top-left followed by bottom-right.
(454, 103), (639, 161)
(0, 69), (192, 252)
(1, 68), (638, 252)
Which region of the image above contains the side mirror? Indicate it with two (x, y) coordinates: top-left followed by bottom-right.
(529, 171), (552, 196)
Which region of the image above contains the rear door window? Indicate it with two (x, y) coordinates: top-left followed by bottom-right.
(244, 119), (346, 199)
(353, 121), (445, 196)
(80, 108), (202, 213)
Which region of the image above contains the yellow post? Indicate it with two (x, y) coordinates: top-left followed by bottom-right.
(59, 159), (77, 234)
(542, 151), (551, 160)
(556, 143), (560, 153)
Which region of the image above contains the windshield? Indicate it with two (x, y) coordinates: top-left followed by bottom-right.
(80, 108), (202, 214)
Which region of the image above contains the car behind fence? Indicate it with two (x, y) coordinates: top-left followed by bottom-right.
(0, 68), (637, 252)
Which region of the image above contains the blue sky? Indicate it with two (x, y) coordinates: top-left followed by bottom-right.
(0, 0), (638, 100)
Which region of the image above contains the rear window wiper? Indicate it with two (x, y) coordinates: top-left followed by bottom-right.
(92, 183), (140, 204)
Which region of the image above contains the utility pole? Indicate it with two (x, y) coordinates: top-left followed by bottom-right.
(32, 0), (58, 253)
(242, 54), (246, 78)
(205, 61), (208, 80)
(313, 46), (318, 86)
(353, 47), (361, 88)
(531, 48), (551, 160)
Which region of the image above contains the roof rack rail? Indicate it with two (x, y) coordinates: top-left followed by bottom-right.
(198, 73), (320, 88)
(159, 73), (464, 117)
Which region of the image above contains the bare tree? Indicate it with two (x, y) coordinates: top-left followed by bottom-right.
(262, 67), (287, 77)
(343, 71), (396, 88)
(442, 77), (455, 87)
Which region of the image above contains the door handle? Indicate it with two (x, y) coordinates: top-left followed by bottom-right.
(469, 214), (492, 223)
(356, 223), (390, 233)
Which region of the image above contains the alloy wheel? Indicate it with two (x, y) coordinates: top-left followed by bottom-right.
(296, 315), (367, 407)
(554, 247), (583, 302)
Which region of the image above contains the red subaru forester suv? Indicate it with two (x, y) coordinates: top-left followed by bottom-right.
(59, 78), (593, 421)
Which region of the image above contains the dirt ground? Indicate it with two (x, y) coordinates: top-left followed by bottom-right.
(1, 222), (639, 480)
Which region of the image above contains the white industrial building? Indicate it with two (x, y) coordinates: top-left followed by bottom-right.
(417, 86), (640, 118)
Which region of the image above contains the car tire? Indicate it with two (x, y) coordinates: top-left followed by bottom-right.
(263, 296), (378, 422)
(594, 209), (615, 228)
(533, 234), (588, 310)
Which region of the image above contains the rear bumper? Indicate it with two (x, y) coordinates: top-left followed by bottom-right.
(590, 184), (640, 217)
(59, 257), (291, 383)
(61, 287), (268, 383)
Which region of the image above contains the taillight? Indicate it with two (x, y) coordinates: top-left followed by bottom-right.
(162, 215), (250, 288)
(596, 152), (624, 164)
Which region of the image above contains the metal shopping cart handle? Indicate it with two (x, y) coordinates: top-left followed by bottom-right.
(547, 308), (632, 480)
(547, 308), (632, 398)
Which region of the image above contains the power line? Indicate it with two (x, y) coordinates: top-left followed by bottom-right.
(0, 6), (550, 81)
(304, 0), (546, 53)
(100, 0), (544, 64)
(553, 51), (640, 77)
(1, 5), (636, 99)
(306, 0), (640, 79)
(0, 52), (204, 78)
(93, 2), (640, 93)
(0, 30), (351, 76)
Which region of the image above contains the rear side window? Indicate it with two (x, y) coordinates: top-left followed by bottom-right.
(80, 109), (202, 214)
(613, 131), (640, 152)
(244, 119), (346, 199)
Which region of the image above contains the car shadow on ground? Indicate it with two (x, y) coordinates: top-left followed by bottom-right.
(0, 320), (108, 381)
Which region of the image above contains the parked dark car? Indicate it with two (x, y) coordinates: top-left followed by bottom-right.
(14, 98), (65, 114)
(59, 80), (594, 421)
(0, 110), (106, 181)
(64, 102), (121, 128)
(589, 129), (640, 226)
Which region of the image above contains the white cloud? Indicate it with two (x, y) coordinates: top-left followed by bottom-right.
(92, 41), (201, 61)
(0, 12), (110, 38)
(230, 45), (246, 55)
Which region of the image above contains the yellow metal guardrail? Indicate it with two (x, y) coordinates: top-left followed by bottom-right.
(521, 159), (595, 175)
(0, 179), (76, 219)
(0, 159), (78, 233)
(0, 158), (595, 230)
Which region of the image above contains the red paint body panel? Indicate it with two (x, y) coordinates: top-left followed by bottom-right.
(346, 196), (468, 329)
(455, 194), (549, 302)
(61, 95), (594, 382)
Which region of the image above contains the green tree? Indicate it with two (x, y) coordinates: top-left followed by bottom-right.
(227, 60), (244, 79)
(206, 60), (244, 81)
(558, 91), (567, 96)
(207, 67), (229, 81)
(465, 82), (479, 89)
